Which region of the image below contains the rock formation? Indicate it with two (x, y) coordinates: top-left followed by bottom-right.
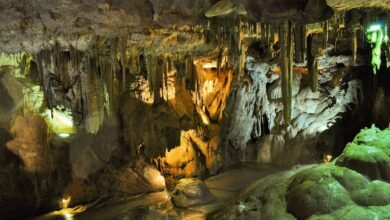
(1, 0), (390, 219)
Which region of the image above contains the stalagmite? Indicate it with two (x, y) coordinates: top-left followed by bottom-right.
(279, 21), (293, 125)
(307, 34), (318, 92)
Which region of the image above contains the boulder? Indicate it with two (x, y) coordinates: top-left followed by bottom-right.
(336, 143), (390, 181)
(286, 165), (356, 219)
(351, 180), (390, 206)
(336, 125), (390, 181)
(6, 115), (54, 172)
(171, 178), (214, 208)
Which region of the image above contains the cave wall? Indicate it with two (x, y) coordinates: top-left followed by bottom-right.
(223, 53), (362, 166)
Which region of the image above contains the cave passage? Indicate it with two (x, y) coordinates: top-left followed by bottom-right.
(1, 1), (390, 220)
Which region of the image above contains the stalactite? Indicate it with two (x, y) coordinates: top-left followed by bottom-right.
(163, 55), (169, 100)
(145, 54), (153, 96)
(366, 23), (389, 74)
(352, 27), (358, 64)
(109, 38), (120, 112)
(294, 25), (303, 63)
(307, 34), (318, 92)
(288, 22), (293, 81)
(186, 56), (196, 91)
(265, 24), (273, 59)
(128, 47), (140, 75)
(323, 20), (329, 49)
(52, 42), (60, 79)
(261, 23), (266, 47)
(279, 21), (293, 125)
(302, 25), (307, 63)
(264, 24), (269, 46)
(238, 23), (245, 78)
(268, 25), (273, 46)
(270, 25), (275, 45)
(120, 36), (127, 92)
(146, 55), (163, 104)
(217, 48), (223, 76)
(239, 45), (247, 80)
(33, 52), (43, 83)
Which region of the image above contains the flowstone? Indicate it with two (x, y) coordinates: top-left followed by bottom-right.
(336, 125), (390, 181)
(208, 125), (390, 220)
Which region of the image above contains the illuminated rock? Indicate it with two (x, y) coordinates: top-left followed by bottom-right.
(42, 106), (76, 137)
(171, 178), (214, 208)
(366, 23), (389, 74)
(209, 126), (390, 220)
(336, 125), (390, 181)
(286, 166), (356, 219)
(6, 115), (54, 172)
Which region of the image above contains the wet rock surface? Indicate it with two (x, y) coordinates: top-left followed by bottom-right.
(171, 178), (214, 208)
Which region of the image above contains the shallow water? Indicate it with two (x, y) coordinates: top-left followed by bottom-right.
(30, 163), (285, 220)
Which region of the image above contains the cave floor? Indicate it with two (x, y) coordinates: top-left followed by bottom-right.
(31, 163), (287, 220)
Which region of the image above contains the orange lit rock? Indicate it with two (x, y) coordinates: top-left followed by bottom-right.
(6, 115), (54, 172)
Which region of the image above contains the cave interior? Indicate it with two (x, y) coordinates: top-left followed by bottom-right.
(1, 0), (390, 219)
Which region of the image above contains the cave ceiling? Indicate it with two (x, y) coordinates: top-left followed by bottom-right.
(0, 0), (390, 53)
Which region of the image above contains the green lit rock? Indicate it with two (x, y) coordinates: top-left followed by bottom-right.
(0, 53), (19, 67)
(42, 105), (76, 137)
(336, 126), (390, 181)
(366, 23), (389, 74)
(286, 165), (359, 219)
(351, 180), (390, 206)
(308, 205), (390, 220)
(353, 125), (390, 156)
(336, 143), (390, 180)
(23, 85), (44, 113)
(208, 125), (390, 220)
(0, 53), (32, 78)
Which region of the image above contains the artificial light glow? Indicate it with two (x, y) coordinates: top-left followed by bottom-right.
(52, 205), (87, 220)
(63, 212), (74, 220)
(42, 106), (76, 137)
(61, 196), (71, 209)
(59, 133), (70, 138)
(203, 61), (217, 69)
(323, 154), (333, 163)
(367, 24), (382, 32)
